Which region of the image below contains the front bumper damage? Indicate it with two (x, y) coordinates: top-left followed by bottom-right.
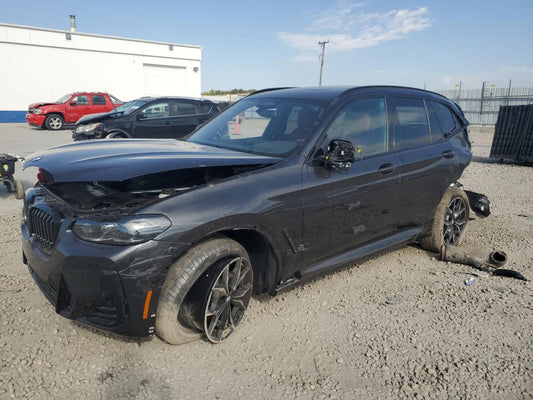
(26, 113), (46, 127)
(21, 187), (188, 337)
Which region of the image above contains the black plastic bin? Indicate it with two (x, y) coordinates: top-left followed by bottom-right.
(490, 104), (533, 163)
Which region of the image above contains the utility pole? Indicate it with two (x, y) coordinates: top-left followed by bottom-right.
(318, 41), (329, 87)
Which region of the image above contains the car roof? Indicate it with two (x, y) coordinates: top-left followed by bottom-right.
(133, 96), (214, 103)
(70, 92), (111, 95)
(248, 85), (452, 103)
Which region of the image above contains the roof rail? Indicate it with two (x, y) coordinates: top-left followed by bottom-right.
(247, 87), (295, 96)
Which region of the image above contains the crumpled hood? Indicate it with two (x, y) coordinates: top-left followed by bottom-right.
(23, 139), (282, 182)
(76, 111), (115, 125)
(29, 102), (56, 109)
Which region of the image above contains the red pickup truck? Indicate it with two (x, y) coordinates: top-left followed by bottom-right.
(26, 92), (122, 130)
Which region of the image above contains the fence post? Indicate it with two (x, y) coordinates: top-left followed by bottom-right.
(507, 79), (512, 106)
(480, 81), (486, 124)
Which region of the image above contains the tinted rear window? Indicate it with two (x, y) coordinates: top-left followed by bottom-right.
(200, 103), (213, 113)
(433, 101), (458, 135)
(173, 102), (200, 115)
(91, 95), (107, 105)
(394, 97), (430, 151)
(425, 100), (444, 141)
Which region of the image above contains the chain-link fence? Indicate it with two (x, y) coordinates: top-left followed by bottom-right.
(435, 86), (533, 125)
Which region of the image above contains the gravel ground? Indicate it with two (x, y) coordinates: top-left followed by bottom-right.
(0, 125), (531, 400)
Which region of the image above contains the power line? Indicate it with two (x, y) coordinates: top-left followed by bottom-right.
(318, 41), (329, 87)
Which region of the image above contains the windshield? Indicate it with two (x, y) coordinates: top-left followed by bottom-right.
(188, 97), (325, 157)
(55, 93), (73, 104)
(112, 99), (151, 116)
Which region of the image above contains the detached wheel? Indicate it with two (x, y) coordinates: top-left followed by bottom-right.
(14, 178), (24, 199)
(45, 114), (64, 130)
(156, 237), (253, 345)
(420, 186), (469, 252)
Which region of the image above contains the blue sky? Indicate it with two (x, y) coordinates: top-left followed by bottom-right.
(2, 0), (532, 92)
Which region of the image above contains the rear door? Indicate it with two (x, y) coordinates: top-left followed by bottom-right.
(168, 100), (205, 138)
(300, 96), (401, 268)
(90, 94), (113, 115)
(390, 96), (461, 228)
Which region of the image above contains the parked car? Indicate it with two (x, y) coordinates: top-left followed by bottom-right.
(72, 97), (220, 141)
(26, 92), (122, 130)
(22, 86), (474, 344)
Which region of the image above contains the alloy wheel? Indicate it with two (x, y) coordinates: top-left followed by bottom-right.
(203, 257), (253, 343)
(443, 197), (467, 245)
(48, 116), (63, 130)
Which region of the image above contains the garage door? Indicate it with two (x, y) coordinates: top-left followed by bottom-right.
(143, 64), (187, 96)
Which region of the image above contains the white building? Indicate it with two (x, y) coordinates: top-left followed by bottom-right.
(0, 22), (202, 122)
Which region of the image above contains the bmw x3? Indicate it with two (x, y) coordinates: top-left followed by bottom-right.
(22, 86), (475, 344)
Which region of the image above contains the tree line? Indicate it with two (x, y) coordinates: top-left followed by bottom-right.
(202, 89), (256, 96)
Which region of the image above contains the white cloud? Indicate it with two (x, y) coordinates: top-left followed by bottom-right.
(308, 1), (368, 32)
(278, 2), (431, 61)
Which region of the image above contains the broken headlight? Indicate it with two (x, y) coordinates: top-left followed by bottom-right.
(72, 214), (171, 245)
(75, 122), (102, 134)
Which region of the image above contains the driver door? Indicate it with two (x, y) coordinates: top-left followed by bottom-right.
(65, 95), (90, 123)
(132, 101), (173, 138)
(300, 97), (401, 267)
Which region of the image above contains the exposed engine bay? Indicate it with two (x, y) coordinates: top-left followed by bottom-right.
(39, 164), (268, 213)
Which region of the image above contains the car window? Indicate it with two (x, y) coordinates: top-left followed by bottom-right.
(189, 97), (325, 157)
(141, 102), (169, 119)
(326, 97), (388, 158)
(91, 95), (107, 105)
(425, 100), (443, 141)
(55, 93), (73, 103)
(72, 95), (89, 105)
(114, 99), (150, 116)
(394, 97), (430, 151)
(200, 103), (213, 113)
(172, 102), (200, 116)
(109, 95), (122, 104)
(432, 101), (459, 135)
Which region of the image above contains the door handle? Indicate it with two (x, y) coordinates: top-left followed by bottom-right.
(378, 163), (395, 174)
(165, 121), (170, 125)
(442, 150), (455, 159)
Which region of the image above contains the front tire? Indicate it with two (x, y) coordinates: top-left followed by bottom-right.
(420, 186), (469, 252)
(155, 237), (253, 345)
(105, 132), (127, 138)
(44, 114), (64, 130)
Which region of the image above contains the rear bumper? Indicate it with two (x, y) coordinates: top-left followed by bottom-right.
(26, 113), (45, 127)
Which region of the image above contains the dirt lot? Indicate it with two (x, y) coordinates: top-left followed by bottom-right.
(0, 124), (531, 400)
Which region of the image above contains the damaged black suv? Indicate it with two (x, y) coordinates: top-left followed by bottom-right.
(22, 86), (473, 344)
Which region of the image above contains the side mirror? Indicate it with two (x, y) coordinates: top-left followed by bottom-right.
(69, 101), (77, 106)
(315, 139), (356, 170)
(136, 113), (147, 120)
